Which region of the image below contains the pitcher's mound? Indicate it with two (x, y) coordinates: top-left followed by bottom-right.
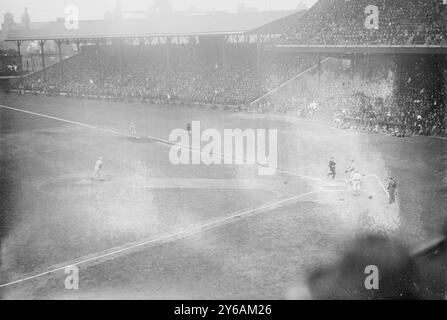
(76, 178), (93, 185)
(36, 173), (114, 198)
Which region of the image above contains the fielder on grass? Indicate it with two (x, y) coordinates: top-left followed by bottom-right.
(345, 159), (356, 189)
(327, 156), (336, 179)
(186, 122), (192, 136)
(387, 177), (397, 204)
(130, 121), (137, 138)
(351, 169), (362, 195)
(91, 157), (103, 180)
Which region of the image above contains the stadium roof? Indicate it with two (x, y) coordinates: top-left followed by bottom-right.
(246, 10), (305, 35)
(5, 10), (303, 41)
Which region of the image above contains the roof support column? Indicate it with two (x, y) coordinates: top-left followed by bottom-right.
(222, 35), (227, 71)
(351, 54), (356, 80)
(177, 35), (181, 66)
(366, 52), (371, 78)
(16, 40), (22, 73)
(76, 39), (82, 80)
(140, 37), (145, 61)
(95, 39), (103, 86)
(119, 38), (123, 85)
(317, 53), (321, 92)
(166, 36), (171, 70)
(76, 39), (81, 54)
(256, 34), (262, 83)
(193, 36), (198, 65)
(55, 39), (64, 78)
(39, 40), (46, 82)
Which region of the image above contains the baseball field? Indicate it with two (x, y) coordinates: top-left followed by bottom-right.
(0, 92), (445, 299)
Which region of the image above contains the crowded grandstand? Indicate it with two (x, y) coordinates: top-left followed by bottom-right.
(285, 0), (446, 45)
(5, 0), (446, 138)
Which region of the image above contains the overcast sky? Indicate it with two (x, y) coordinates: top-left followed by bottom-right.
(1, 0), (318, 22)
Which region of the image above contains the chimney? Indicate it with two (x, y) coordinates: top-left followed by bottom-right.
(21, 7), (31, 30)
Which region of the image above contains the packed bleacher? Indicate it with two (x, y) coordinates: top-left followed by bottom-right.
(256, 55), (446, 137)
(10, 1), (446, 138)
(0, 49), (20, 76)
(16, 45), (315, 106)
(285, 0), (447, 45)
(14, 43), (446, 137)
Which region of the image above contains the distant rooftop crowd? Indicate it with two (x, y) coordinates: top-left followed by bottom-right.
(284, 0), (447, 45)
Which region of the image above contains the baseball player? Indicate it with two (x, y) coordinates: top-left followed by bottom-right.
(92, 157), (103, 180)
(345, 160), (356, 188)
(327, 157), (336, 179)
(351, 169), (362, 195)
(130, 121), (137, 138)
(186, 122), (192, 136)
(387, 177), (397, 204)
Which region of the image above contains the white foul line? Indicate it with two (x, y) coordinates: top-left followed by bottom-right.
(0, 189), (321, 288)
(250, 57), (331, 105)
(0, 104), (132, 136)
(0, 104), (321, 182)
(373, 173), (389, 197)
